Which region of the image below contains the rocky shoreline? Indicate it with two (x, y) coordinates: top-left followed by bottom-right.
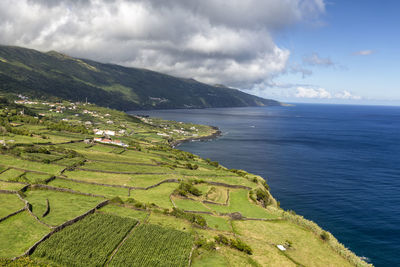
(169, 126), (222, 148)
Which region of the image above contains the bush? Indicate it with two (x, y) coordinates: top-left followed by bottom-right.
(320, 231), (330, 241)
(176, 181), (202, 197)
(214, 234), (252, 255)
(195, 238), (216, 251)
(169, 208), (207, 228)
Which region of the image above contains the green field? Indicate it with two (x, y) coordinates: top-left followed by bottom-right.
(0, 211), (50, 258)
(48, 178), (129, 198)
(130, 183), (177, 209)
(0, 193), (25, 218)
(0, 155), (64, 175)
(0, 181), (25, 191)
(0, 168), (25, 181)
(99, 204), (149, 221)
(82, 161), (174, 174)
(173, 198), (212, 212)
(110, 223), (193, 267)
(33, 213), (138, 266)
(25, 189), (104, 226)
(206, 189), (277, 219)
(0, 97), (368, 267)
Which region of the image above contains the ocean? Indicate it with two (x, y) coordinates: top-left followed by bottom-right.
(134, 104), (400, 267)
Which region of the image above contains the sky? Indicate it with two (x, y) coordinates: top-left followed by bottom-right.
(0, 0), (399, 105)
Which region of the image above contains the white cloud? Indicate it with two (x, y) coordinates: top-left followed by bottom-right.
(296, 87), (332, 98)
(334, 90), (362, 100)
(295, 87), (362, 100)
(354, 50), (374, 56)
(303, 52), (334, 66)
(0, 0), (326, 88)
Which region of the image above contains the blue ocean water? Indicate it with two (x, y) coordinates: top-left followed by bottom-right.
(136, 104), (400, 267)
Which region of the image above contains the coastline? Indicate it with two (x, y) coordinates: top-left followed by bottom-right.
(169, 126), (222, 148)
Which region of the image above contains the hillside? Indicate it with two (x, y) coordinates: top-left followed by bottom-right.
(0, 45), (281, 111)
(0, 97), (370, 266)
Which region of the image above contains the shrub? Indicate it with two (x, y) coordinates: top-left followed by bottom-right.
(176, 181), (202, 197)
(214, 234), (252, 255)
(169, 208), (207, 228)
(320, 231), (330, 241)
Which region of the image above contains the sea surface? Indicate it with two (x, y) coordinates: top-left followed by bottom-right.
(134, 104), (400, 267)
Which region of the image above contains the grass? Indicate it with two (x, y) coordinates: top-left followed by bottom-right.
(0, 193), (25, 218)
(99, 204), (149, 221)
(0, 211), (50, 258)
(0, 181), (25, 191)
(202, 214), (232, 231)
(23, 172), (52, 183)
(33, 212), (138, 267)
(0, 168), (25, 181)
(25, 189), (104, 226)
(82, 161), (174, 174)
(130, 183), (177, 209)
(191, 250), (228, 267)
(64, 170), (134, 186)
(0, 155), (64, 175)
(147, 211), (193, 233)
(109, 223), (194, 267)
(206, 189), (276, 219)
(173, 198), (212, 212)
(205, 186), (228, 204)
(48, 178), (129, 197)
(233, 220), (353, 267)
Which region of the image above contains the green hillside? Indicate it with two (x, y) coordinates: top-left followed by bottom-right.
(0, 45), (280, 111)
(0, 97), (371, 266)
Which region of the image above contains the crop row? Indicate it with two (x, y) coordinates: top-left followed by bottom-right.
(33, 212), (137, 266)
(110, 223), (193, 267)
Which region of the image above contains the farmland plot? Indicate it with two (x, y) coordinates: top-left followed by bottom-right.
(110, 223), (193, 267)
(33, 212), (137, 267)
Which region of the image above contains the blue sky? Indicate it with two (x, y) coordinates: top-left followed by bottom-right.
(266, 0), (400, 105)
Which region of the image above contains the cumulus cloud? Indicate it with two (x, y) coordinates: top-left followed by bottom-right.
(296, 87), (332, 98)
(295, 87), (361, 100)
(334, 90), (362, 100)
(354, 50), (374, 56)
(303, 52), (334, 67)
(0, 0), (325, 88)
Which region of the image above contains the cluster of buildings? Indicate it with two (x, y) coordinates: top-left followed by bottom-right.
(93, 137), (128, 147)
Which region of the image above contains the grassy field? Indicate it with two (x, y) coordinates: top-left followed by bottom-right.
(0, 155), (64, 175)
(130, 183), (177, 209)
(173, 198), (212, 212)
(110, 223), (194, 267)
(206, 189), (277, 219)
(99, 204), (149, 221)
(33, 213), (138, 267)
(0, 211), (50, 258)
(0, 194), (25, 218)
(23, 172), (52, 183)
(0, 168), (25, 181)
(48, 178), (129, 197)
(204, 186), (229, 204)
(25, 189), (104, 226)
(201, 214), (232, 231)
(0, 98), (367, 267)
(233, 220), (353, 267)
(147, 211), (193, 233)
(82, 161), (173, 174)
(0, 181), (25, 191)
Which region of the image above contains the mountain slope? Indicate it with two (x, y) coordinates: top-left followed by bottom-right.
(0, 45), (280, 110)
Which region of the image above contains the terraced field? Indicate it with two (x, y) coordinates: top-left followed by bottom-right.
(0, 98), (369, 267)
